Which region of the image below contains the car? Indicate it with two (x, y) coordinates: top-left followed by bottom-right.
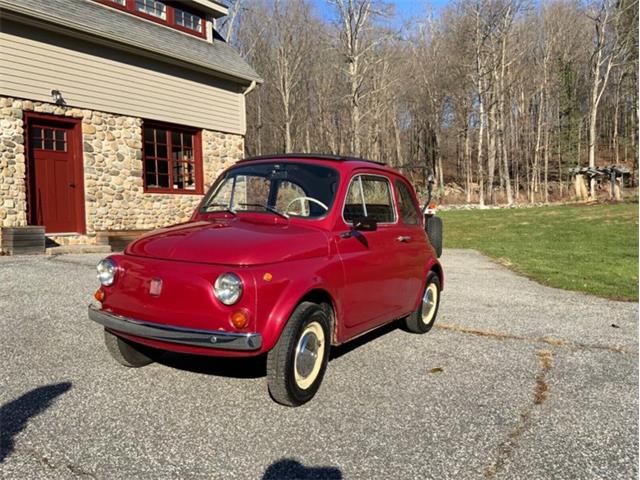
(89, 154), (444, 406)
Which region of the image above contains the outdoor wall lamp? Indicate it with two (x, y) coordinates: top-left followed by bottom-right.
(51, 89), (66, 106)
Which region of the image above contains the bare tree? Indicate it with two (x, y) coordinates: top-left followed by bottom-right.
(585, 0), (633, 198)
(231, 0), (638, 204)
(329, 0), (385, 156)
(272, 0), (315, 152)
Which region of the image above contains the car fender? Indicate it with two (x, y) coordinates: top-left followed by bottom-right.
(255, 256), (344, 352)
(410, 257), (444, 312)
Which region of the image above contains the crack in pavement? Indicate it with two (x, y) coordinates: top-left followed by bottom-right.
(483, 349), (554, 479)
(435, 322), (632, 478)
(435, 323), (633, 354)
(19, 447), (97, 479)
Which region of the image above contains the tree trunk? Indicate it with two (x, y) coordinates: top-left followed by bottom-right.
(498, 24), (513, 204)
(487, 102), (497, 204)
(613, 75), (623, 164)
(393, 113), (403, 167)
(614, 177), (622, 200)
(575, 174), (588, 200)
(256, 100), (263, 156)
(587, 83), (599, 198)
(464, 126), (472, 203)
(532, 92), (544, 203)
(477, 101), (485, 206)
(544, 112), (550, 203)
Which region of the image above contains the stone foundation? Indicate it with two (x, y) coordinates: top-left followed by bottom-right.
(0, 98), (27, 230)
(0, 96), (244, 252)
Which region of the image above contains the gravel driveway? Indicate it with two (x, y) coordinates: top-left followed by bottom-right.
(0, 250), (637, 479)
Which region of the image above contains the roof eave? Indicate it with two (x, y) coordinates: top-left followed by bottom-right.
(0, 4), (263, 86)
(192, 0), (228, 18)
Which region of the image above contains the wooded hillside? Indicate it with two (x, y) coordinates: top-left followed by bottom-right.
(223, 0), (638, 204)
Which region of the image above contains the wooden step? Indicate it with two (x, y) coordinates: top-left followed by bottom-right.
(1, 226), (46, 255)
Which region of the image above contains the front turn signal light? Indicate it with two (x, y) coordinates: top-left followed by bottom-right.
(230, 310), (248, 329)
(94, 289), (105, 303)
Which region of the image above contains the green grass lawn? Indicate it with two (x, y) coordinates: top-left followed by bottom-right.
(439, 203), (639, 301)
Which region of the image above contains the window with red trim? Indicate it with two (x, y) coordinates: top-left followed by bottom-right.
(95, 0), (206, 38)
(143, 123), (203, 194)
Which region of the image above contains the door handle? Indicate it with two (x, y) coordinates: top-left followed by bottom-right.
(396, 236), (411, 243)
(69, 183), (76, 188)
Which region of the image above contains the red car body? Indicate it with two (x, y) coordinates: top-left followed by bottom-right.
(90, 155), (443, 361)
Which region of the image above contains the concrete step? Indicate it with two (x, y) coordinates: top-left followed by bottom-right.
(46, 244), (112, 255)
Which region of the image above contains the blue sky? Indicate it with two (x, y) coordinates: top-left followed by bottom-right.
(311, 0), (450, 25)
(390, 0), (448, 19)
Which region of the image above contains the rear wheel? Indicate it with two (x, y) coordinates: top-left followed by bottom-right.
(403, 272), (441, 334)
(267, 302), (331, 406)
(104, 329), (155, 367)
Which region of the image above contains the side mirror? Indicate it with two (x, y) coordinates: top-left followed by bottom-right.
(352, 217), (377, 232)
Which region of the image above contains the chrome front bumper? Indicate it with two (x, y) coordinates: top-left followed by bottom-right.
(88, 306), (262, 351)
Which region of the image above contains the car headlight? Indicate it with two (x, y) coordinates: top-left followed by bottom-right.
(214, 273), (243, 305)
(96, 258), (117, 286)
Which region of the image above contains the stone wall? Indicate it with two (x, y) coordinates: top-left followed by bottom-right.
(0, 96), (244, 250)
(0, 98), (27, 230)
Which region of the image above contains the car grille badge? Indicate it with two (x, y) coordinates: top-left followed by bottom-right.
(149, 278), (163, 296)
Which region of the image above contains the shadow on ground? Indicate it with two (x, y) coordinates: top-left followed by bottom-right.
(262, 458), (342, 479)
(0, 382), (72, 463)
(330, 321), (399, 361)
(155, 321), (401, 379)
(157, 352), (268, 378)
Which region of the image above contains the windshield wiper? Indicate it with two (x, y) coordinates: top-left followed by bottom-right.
(238, 203), (289, 219)
(204, 202), (236, 216)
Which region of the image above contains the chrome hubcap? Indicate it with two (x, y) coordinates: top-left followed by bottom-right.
(294, 321), (325, 390)
(421, 284), (438, 324)
(295, 331), (319, 378)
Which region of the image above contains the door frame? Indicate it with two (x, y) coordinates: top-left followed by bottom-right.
(24, 112), (86, 234)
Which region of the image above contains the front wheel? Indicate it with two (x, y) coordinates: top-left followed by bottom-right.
(267, 302), (331, 406)
(403, 272), (441, 334)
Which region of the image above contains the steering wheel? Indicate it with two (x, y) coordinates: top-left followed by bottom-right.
(285, 196), (329, 216)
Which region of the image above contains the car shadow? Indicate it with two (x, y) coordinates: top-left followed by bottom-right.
(262, 458), (342, 479)
(329, 321), (400, 361)
(156, 321), (402, 379)
(0, 382), (72, 463)
(156, 352), (268, 379)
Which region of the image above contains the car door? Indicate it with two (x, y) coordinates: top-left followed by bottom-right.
(336, 173), (405, 332)
(393, 178), (431, 314)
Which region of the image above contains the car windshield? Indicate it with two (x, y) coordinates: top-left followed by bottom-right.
(201, 162), (340, 219)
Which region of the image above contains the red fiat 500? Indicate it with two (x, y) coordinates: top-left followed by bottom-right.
(89, 154), (443, 406)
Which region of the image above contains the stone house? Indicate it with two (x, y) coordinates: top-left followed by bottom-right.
(0, 0), (261, 252)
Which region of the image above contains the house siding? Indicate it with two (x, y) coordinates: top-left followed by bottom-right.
(0, 96), (243, 251)
(0, 19), (246, 135)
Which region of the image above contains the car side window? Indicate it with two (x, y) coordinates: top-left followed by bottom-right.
(344, 174), (395, 224)
(395, 180), (420, 226)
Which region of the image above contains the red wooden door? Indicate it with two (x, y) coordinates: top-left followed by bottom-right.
(27, 117), (84, 233)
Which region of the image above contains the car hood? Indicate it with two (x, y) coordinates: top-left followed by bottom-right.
(126, 218), (329, 266)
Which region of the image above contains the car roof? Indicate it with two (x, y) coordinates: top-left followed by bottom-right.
(236, 153), (397, 175)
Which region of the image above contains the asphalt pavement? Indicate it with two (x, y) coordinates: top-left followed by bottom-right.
(0, 250), (637, 479)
